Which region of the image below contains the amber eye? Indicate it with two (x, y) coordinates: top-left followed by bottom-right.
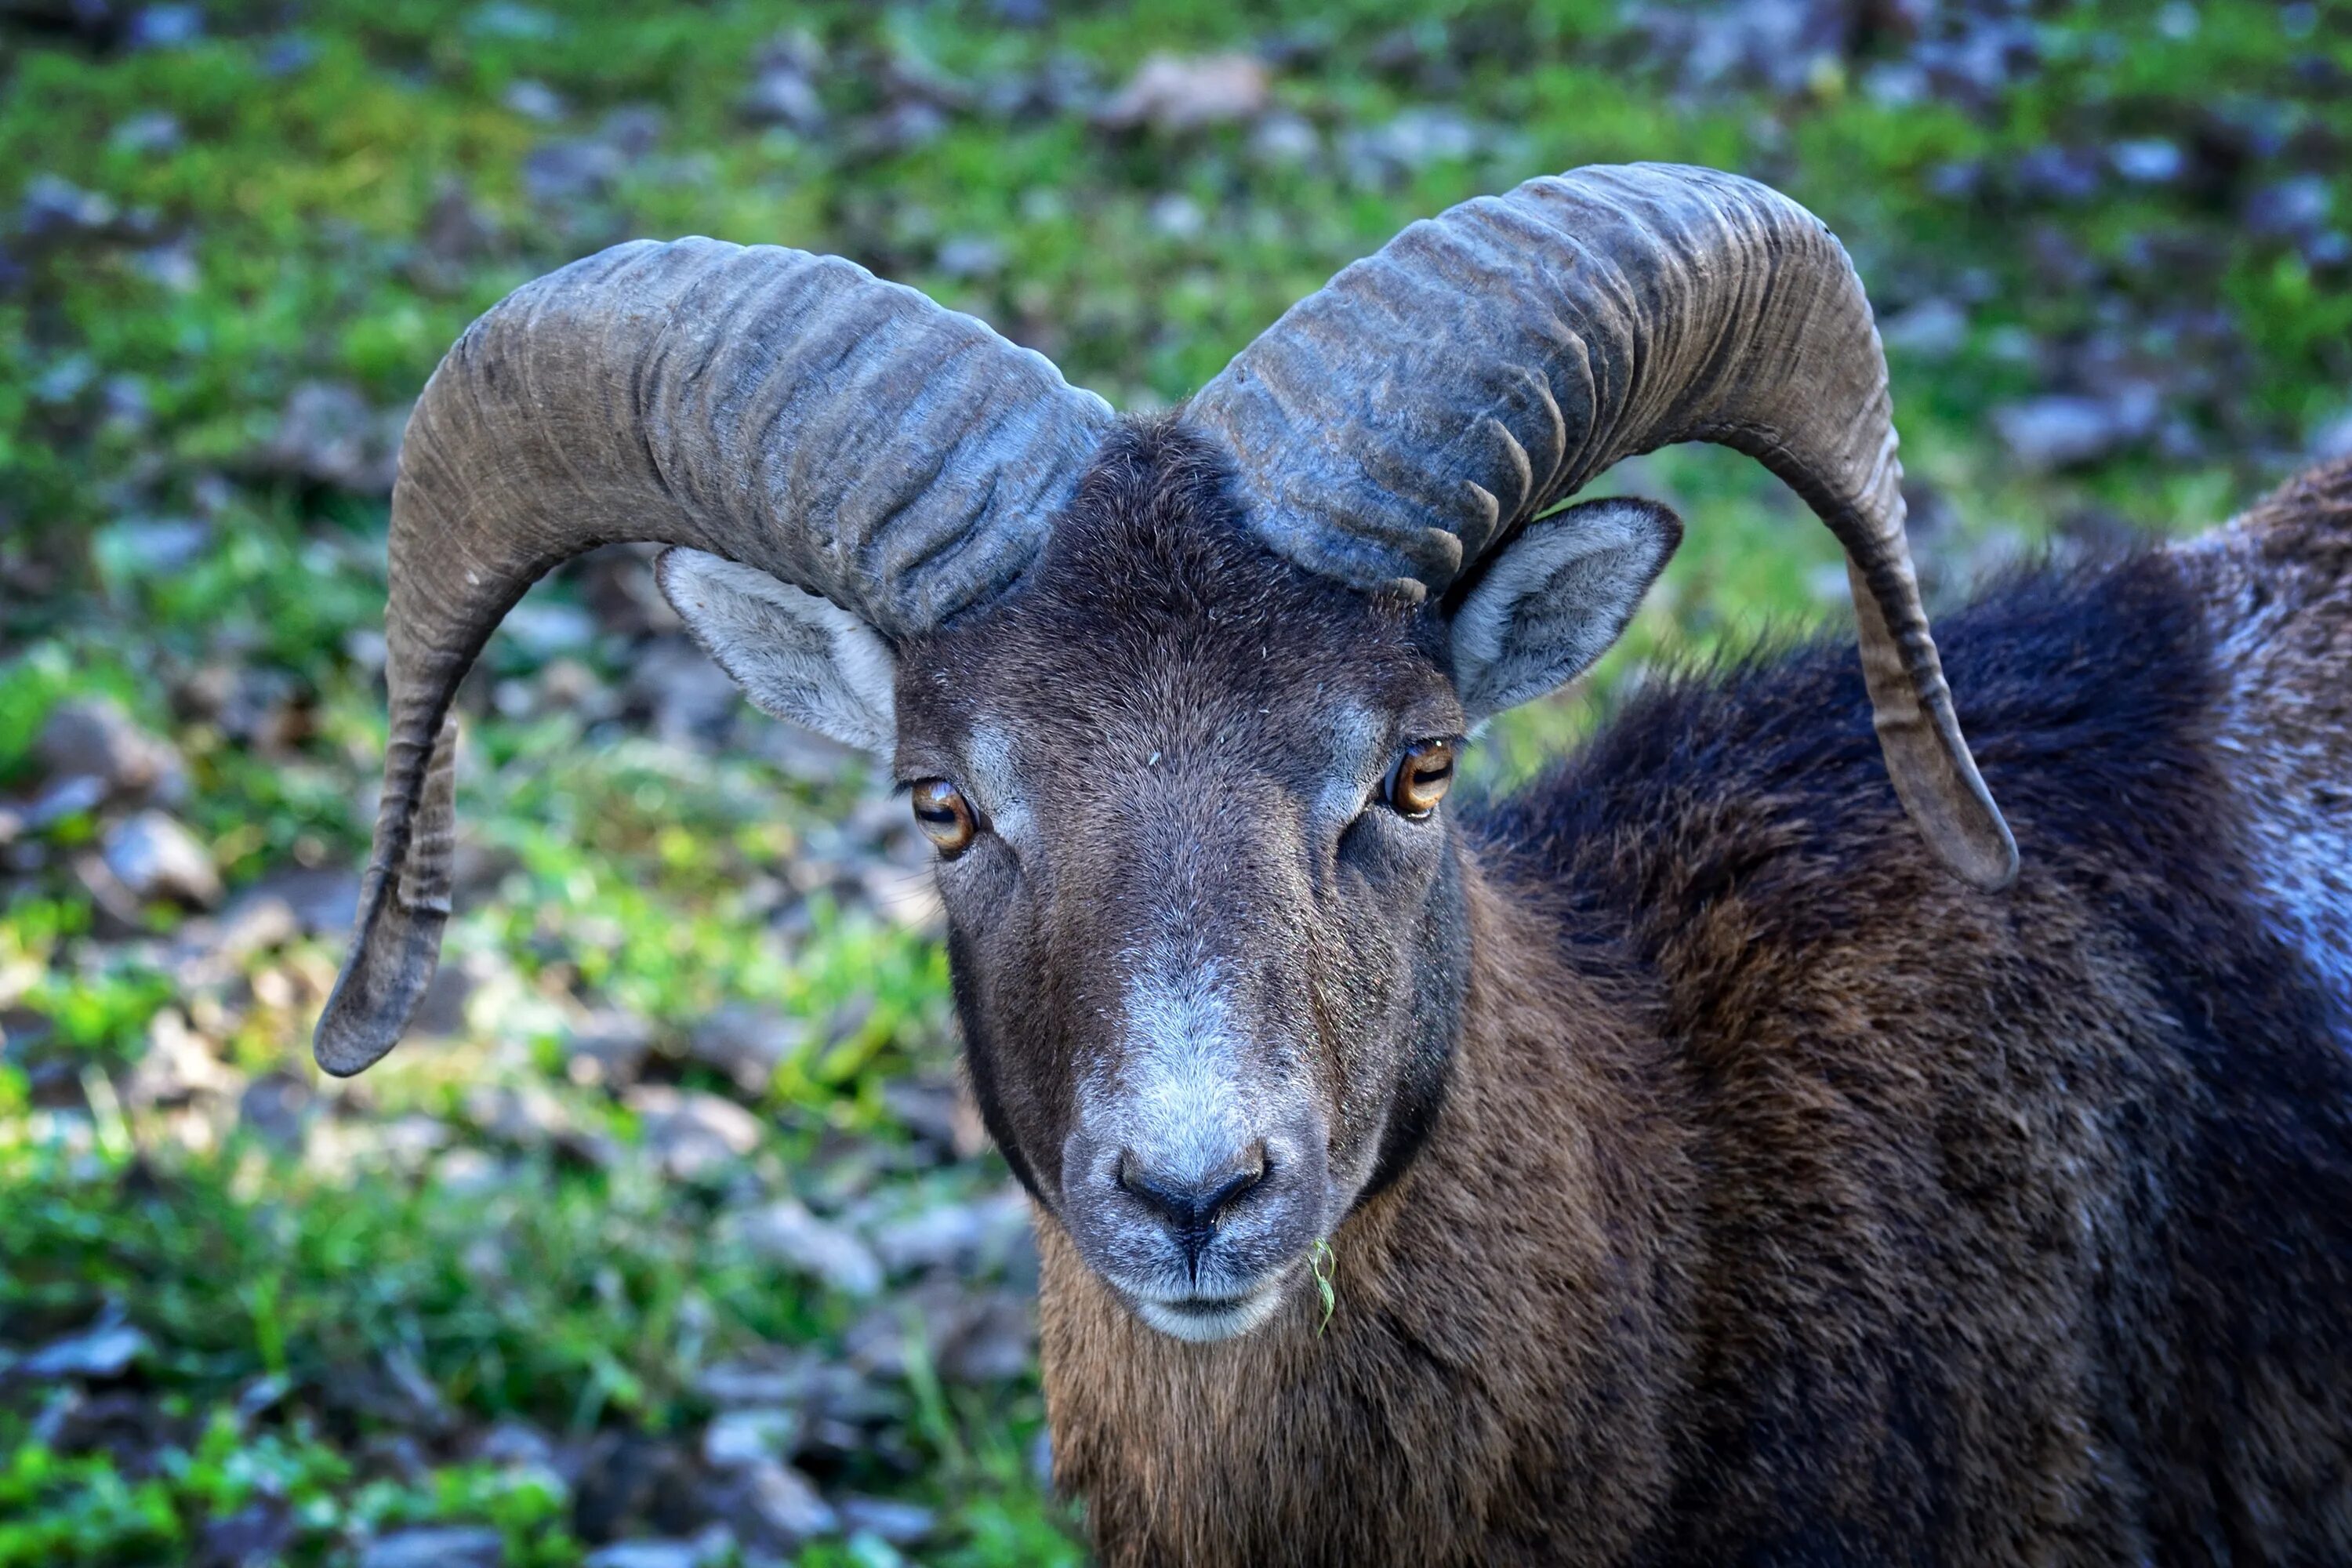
(910, 779), (978, 856)
(1385, 740), (1456, 819)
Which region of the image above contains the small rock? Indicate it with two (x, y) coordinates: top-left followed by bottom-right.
(744, 68), (824, 132)
(405, 958), (477, 1038)
(1247, 111), (1319, 167)
(728, 1458), (839, 1552)
(468, 2), (559, 41)
(198, 1501), (296, 1568)
(585, 1545), (701, 1568)
(1879, 297), (1967, 360)
(599, 106), (665, 158)
(262, 381), (407, 495)
(534, 658), (613, 722)
(18, 1315), (150, 1381)
(467, 1082), (576, 1147)
(871, 1187), (1033, 1276)
(880, 1075), (989, 1160)
(2309, 408), (2352, 464)
(110, 112), (183, 156)
(837, 1496), (935, 1545)
(839, 1535), (909, 1567)
(2246, 176), (2332, 241)
(1632, 0), (1846, 96)
(238, 863), (361, 936)
(848, 1279), (1035, 1385)
(503, 599), (598, 661)
(1860, 60), (1927, 107)
(687, 1004), (804, 1093)
(375, 1115), (455, 1172)
(1146, 193), (1204, 241)
(702, 1406), (801, 1471)
(122, 241), (193, 295)
(726, 1200), (884, 1298)
(408, 180), (502, 295)
(742, 36), (826, 136)
(629, 638), (743, 747)
(861, 100), (949, 155)
(260, 35), (318, 76)
(36, 697), (183, 803)
(361, 1527), (504, 1568)
(123, 1008), (241, 1108)
(503, 79), (567, 122)
(938, 1289), (1036, 1384)
(1340, 107), (1480, 178)
(1094, 53), (1269, 134)
(1030, 1426), (1054, 1490)
(450, 841), (524, 900)
(564, 1008), (657, 1087)
(129, 4), (204, 49)
(2012, 144), (2103, 203)
(2110, 138), (2182, 185)
(571, 1432), (698, 1548)
(238, 1072), (314, 1150)
(1991, 387), (2159, 471)
(477, 1418), (558, 1471)
(524, 138), (625, 205)
(625, 1086), (764, 1179)
(102, 809), (221, 907)
(204, 890), (300, 962)
(17, 174), (117, 240)
(22, 774), (108, 833)
(434, 1147), (507, 1195)
(173, 663), (310, 753)
(94, 514), (210, 576)
(100, 376), (154, 432)
(72, 851), (150, 934)
(695, 1352), (815, 1409)
(935, 234), (1005, 279)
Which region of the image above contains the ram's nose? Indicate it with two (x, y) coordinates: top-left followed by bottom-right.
(1114, 1144), (1271, 1276)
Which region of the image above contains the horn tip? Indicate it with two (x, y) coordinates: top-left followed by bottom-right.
(310, 903), (445, 1076)
(1918, 787), (2019, 895)
(313, 1001), (402, 1077)
(1944, 818), (2020, 895)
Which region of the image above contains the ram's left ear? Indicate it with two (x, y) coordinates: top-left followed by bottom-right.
(655, 547), (898, 756)
(1449, 497), (1682, 724)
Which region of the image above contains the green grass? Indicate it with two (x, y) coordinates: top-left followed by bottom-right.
(2, 1), (2346, 1561)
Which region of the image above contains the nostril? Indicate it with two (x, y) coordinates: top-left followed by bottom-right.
(1115, 1144), (1272, 1232)
(1200, 1150), (1270, 1217)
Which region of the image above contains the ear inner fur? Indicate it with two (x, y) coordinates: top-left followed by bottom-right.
(655, 547), (899, 757)
(1450, 496), (1683, 723)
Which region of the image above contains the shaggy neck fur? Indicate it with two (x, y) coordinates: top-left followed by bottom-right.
(1037, 869), (1697, 1568)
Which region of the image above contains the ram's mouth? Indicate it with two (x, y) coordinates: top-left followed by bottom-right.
(1132, 1285), (1286, 1344)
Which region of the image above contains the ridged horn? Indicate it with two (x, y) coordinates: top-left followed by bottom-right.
(316, 238), (1112, 1076)
(1191, 162), (2017, 893)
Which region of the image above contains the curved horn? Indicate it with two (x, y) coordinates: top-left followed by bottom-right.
(1190, 162), (2016, 893)
(316, 239), (1111, 1075)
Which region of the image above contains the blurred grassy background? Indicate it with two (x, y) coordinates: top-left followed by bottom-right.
(1, 1), (2346, 1563)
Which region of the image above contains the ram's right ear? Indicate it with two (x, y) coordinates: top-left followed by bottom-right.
(1448, 496), (1682, 725)
(655, 548), (898, 756)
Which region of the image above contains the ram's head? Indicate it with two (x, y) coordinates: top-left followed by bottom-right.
(318, 164), (2013, 1342)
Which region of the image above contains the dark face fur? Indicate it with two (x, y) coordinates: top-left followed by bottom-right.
(895, 427), (1473, 1341)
